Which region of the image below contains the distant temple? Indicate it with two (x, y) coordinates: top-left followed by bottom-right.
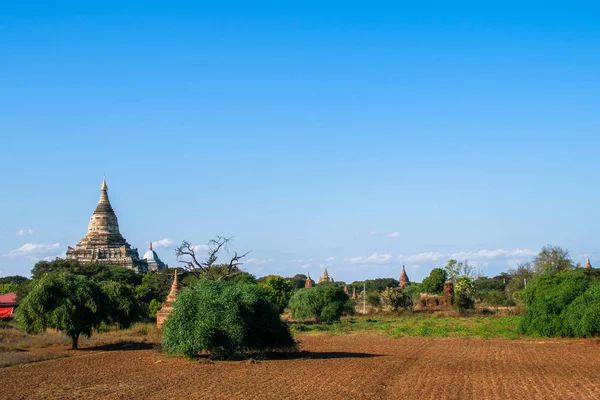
(143, 242), (167, 272)
(399, 265), (410, 289)
(305, 273), (313, 288)
(66, 178), (151, 273)
(317, 268), (334, 284)
(586, 258), (592, 269)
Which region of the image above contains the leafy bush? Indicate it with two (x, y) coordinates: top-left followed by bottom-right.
(289, 284), (355, 323)
(162, 279), (296, 359)
(148, 299), (162, 318)
(258, 275), (293, 313)
(518, 269), (600, 337)
(381, 287), (412, 311)
(453, 276), (475, 312)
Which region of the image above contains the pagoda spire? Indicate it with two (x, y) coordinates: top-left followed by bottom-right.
(586, 258), (592, 269)
(399, 265), (410, 289)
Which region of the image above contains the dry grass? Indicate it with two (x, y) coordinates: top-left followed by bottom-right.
(0, 320), (161, 368)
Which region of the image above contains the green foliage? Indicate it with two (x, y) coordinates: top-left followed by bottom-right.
(17, 271), (137, 349)
(445, 259), (475, 282)
(518, 269), (600, 337)
(98, 280), (139, 329)
(258, 275), (293, 313)
(289, 274), (310, 290)
(421, 268), (447, 295)
(478, 290), (512, 309)
(453, 276), (475, 312)
(0, 283), (18, 295)
(380, 287), (412, 311)
(0, 275), (30, 286)
(31, 259), (142, 287)
(348, 278), (399, 294)
(135, 270), (171, 318)
(532, 245), (576, 275)
(162, 279), (296, 359)
(148, 299), (162, 318)
(444, 259), (460, 281)
(290, 315), (521, 340)
(402, 283), (423, 304)
(288, 284), (355, 323)
(366, 292), (381, 308)
(0, 276), (32, 300)
(507, 262), (534, 296)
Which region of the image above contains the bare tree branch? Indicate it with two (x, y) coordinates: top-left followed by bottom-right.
(175, 236), (250, 280)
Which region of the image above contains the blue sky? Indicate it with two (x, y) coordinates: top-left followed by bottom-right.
(1, 2), (599, 282)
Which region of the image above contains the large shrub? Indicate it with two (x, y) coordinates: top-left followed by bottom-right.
(162, 279), (297, 359)
(258, 275), (293, 313)
(381, 287), (412, 311)
(288, 284), (354, 323)
(518, 269), (600, 337)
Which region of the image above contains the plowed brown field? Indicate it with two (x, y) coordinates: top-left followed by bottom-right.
(1, 334), (600, 400)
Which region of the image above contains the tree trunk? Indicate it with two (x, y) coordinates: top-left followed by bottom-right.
(71, 332), (80, 350)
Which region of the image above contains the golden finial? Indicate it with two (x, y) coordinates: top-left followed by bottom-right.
(101, 177), (107, 191)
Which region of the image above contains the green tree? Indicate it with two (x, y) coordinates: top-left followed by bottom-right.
(348, 278), (399, 294)
(288, 284), (355, 323)
(445, 259), (475, 282)
(381, 287), (412, 311)
(17, 271), (137, 349)
(0, 282), (18, 295)
(289, 274), (309, 290)
(420, 268), (447, 294)
(0, 275), (30, 286)
(533, 245), (576, 275)
(31, 259), (142, 287)
(162, 278), (296, 359)
(258, 275), (294, 313)
(366, 292), (381, 308)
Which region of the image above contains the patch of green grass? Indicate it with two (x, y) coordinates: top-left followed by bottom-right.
(289, 314), (523, 340)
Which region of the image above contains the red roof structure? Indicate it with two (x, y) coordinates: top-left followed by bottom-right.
(0, 292), (17, 319)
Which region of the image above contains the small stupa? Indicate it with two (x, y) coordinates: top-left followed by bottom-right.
(352, 287), (358, 300)
(399, 265), (410, 289)
(305, 273), (313, 288)
(586, 258), (592, 269)
(156, 271), (182, 327)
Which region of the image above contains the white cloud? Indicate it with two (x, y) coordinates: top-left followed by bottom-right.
(397, 252), (446, 263)
(348, 248), (536, 267)
(349, 253), (393, 264)
(16, 229), (34, 236)
(192, 244), (210, 252)
(300, 264), (311, 269)
(324, 256), (337, 262)
(6, 243), (60, 258)
(387, 232), (400, 238)
(245, 258), (273, 266)
(287, 259), (305, 264)
(369, 231), (377, 236)
(152, 238), (174, 248)
(450, 249), (537, 261)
